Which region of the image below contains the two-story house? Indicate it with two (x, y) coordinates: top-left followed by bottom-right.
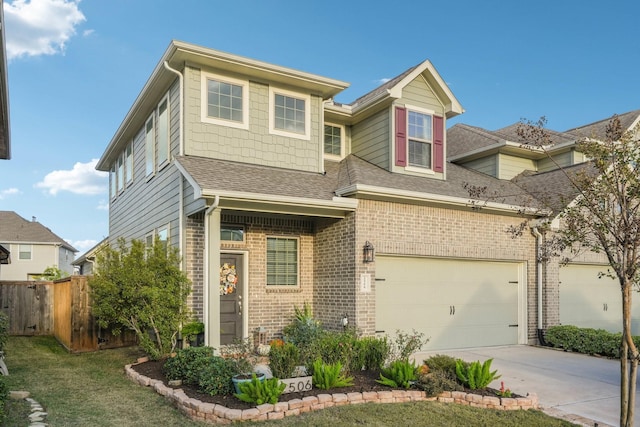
(0, 211), (77, 280)
(97, 40), (633, 351)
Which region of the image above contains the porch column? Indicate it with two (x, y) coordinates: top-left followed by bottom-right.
(205, 208), (221, 350)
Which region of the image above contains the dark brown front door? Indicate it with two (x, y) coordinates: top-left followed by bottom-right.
(220, 254), (243, 345)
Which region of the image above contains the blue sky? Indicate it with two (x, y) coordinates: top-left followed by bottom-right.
(1, 0), (639, 256)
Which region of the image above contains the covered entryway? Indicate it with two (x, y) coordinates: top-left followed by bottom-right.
(559, 263), (640, 333)
(375, 256), (525, 350)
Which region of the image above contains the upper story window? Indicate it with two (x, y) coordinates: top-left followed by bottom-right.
(117, 152), (124, 193)
(266, 236), (298, 286)
(125, 142), (133, 185)
(269, 87), (310, 140)
(19, 244), (31, 260)
(408, 110), (433, 169)
(201, 72), (249, 129)
(109, 164), (117, 199)
(145, 115), (155, 177)
(157, 97), (169, 167)
(324, 124), (344, 158)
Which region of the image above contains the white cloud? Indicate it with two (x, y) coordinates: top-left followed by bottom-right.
(0, 188), (21, 199)
(68, 238), (98, 254)
(96, 200), (108, 210)
(36, 159), (107, 196)
(4, 0), (86, 60)
(374, 78), (391, 85)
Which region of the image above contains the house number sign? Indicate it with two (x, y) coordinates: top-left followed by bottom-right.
(279, 376), (313, 394)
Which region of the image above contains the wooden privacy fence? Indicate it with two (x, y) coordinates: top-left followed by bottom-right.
(0, 276), (136, 352)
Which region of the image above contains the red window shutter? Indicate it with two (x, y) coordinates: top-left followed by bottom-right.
(433, 115), (444, 172)
(395, 107), (407, 166)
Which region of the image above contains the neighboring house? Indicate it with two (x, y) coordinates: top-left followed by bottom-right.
(0, 0), (10, 160)
(96, 39), (635, 351)
(448, 110), (640, 336)
(0, 211), (77, 280)
(71, 238), (107, 275)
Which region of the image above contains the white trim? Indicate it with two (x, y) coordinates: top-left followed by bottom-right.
(200, 71), (249, 130)
(405, 104), (435, 171)
(323, 122), (345, 160)
(156, 94), (171, 169)
(144, 114), (155, 178)
(269, 86), (311, 140)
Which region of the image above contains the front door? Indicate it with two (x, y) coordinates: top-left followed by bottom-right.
(220, 254), (243, 345)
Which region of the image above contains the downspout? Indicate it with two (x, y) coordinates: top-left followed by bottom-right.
(531, 226), (547, 346)
(163, 61), (185, 262)
(203, 195), (220, 347)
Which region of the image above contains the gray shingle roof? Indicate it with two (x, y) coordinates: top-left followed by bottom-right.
(447, 124), (504, 158)
(565, 109), (640, 139)
(349, 64), (419, 108)
(0, 211), (77, 251)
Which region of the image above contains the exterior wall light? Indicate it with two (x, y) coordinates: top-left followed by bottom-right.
(363, 241), (374, 263)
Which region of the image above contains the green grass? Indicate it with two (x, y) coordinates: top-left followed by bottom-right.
(2, 336), (577, 426)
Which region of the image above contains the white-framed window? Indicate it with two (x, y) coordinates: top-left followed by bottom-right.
(201, 72), (249, 129)
(125, 142), (133, 185)
(266, 237), (298, 286)
(269, 87), (310, 140)
(157, 96), (169, 167)
(19, 244), (31, 260)
(324, 123), (344, 158)
(221, 225), (244, 242)
(407, 108), (433, 169)
(157, 224), (169, 252)
(145, 115), (155, 177)
(109, 164), (117, 199)
(117, 152), (124, 193)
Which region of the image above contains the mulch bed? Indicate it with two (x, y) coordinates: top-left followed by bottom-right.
(130, 359), (514, 410)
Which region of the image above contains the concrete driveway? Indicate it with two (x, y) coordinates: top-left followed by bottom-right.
(413, 345), (638, 427)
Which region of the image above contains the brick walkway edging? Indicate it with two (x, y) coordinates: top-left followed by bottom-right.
(125, 364), (539, 424)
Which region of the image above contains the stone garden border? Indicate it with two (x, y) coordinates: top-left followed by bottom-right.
(125, 363), (539, 424)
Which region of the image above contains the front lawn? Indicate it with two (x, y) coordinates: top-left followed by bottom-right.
(2, 336), (576, 426)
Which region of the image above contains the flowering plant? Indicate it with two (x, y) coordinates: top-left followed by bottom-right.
(220, 263), (238, 295)
(496, 381), (512, 397)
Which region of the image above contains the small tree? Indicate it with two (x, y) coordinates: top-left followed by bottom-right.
(89, 238), (191, 360)
(35, 266), (68, 280)
(469, 115), (640, 426)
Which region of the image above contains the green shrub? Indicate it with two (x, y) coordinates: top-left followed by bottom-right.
(163, 346), (215, 383)
(376, 359), (417, 389)
(455, 358), (500, 390)
(0, 312), (8, 353)
(423, 354), (459, 376)
(0, 375), (7, 423)
(235, 374), (286, 405)
(415, 370), (463, 396)
(181, 321), (205, 342)
(197, 357), (237, 396)
(311, 359), (354, 390)
(269, 342), (299, 379)
(357, 336), (390, 372)
(545, 325), (625, 357)
(283, 302), (323, 347)
(308, 329), (359, 373)
(388, 329), (429, 363)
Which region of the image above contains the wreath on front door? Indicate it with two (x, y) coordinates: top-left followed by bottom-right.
(220, 263), (238, 295)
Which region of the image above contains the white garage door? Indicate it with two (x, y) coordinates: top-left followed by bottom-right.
(375, 256), (523, 350)
(559, 264), (640, 333)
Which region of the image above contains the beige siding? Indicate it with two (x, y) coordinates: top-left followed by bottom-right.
(539, 151), (573, 172)
(460, 155), (498, 177)
(0, 244), (60, 280)
(351, 109), (390, 169)
(498, 154), (537, 180)
(183, 66), (323, 173)
(109, 80), (182, 248)
(401, 77), (444, 116)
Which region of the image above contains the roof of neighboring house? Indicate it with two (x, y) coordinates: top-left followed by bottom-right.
(71, 238), (107, 266)
(511, 163), (597, 215)
(565, 109), (640, 139)
(0, 211), (77, 252)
